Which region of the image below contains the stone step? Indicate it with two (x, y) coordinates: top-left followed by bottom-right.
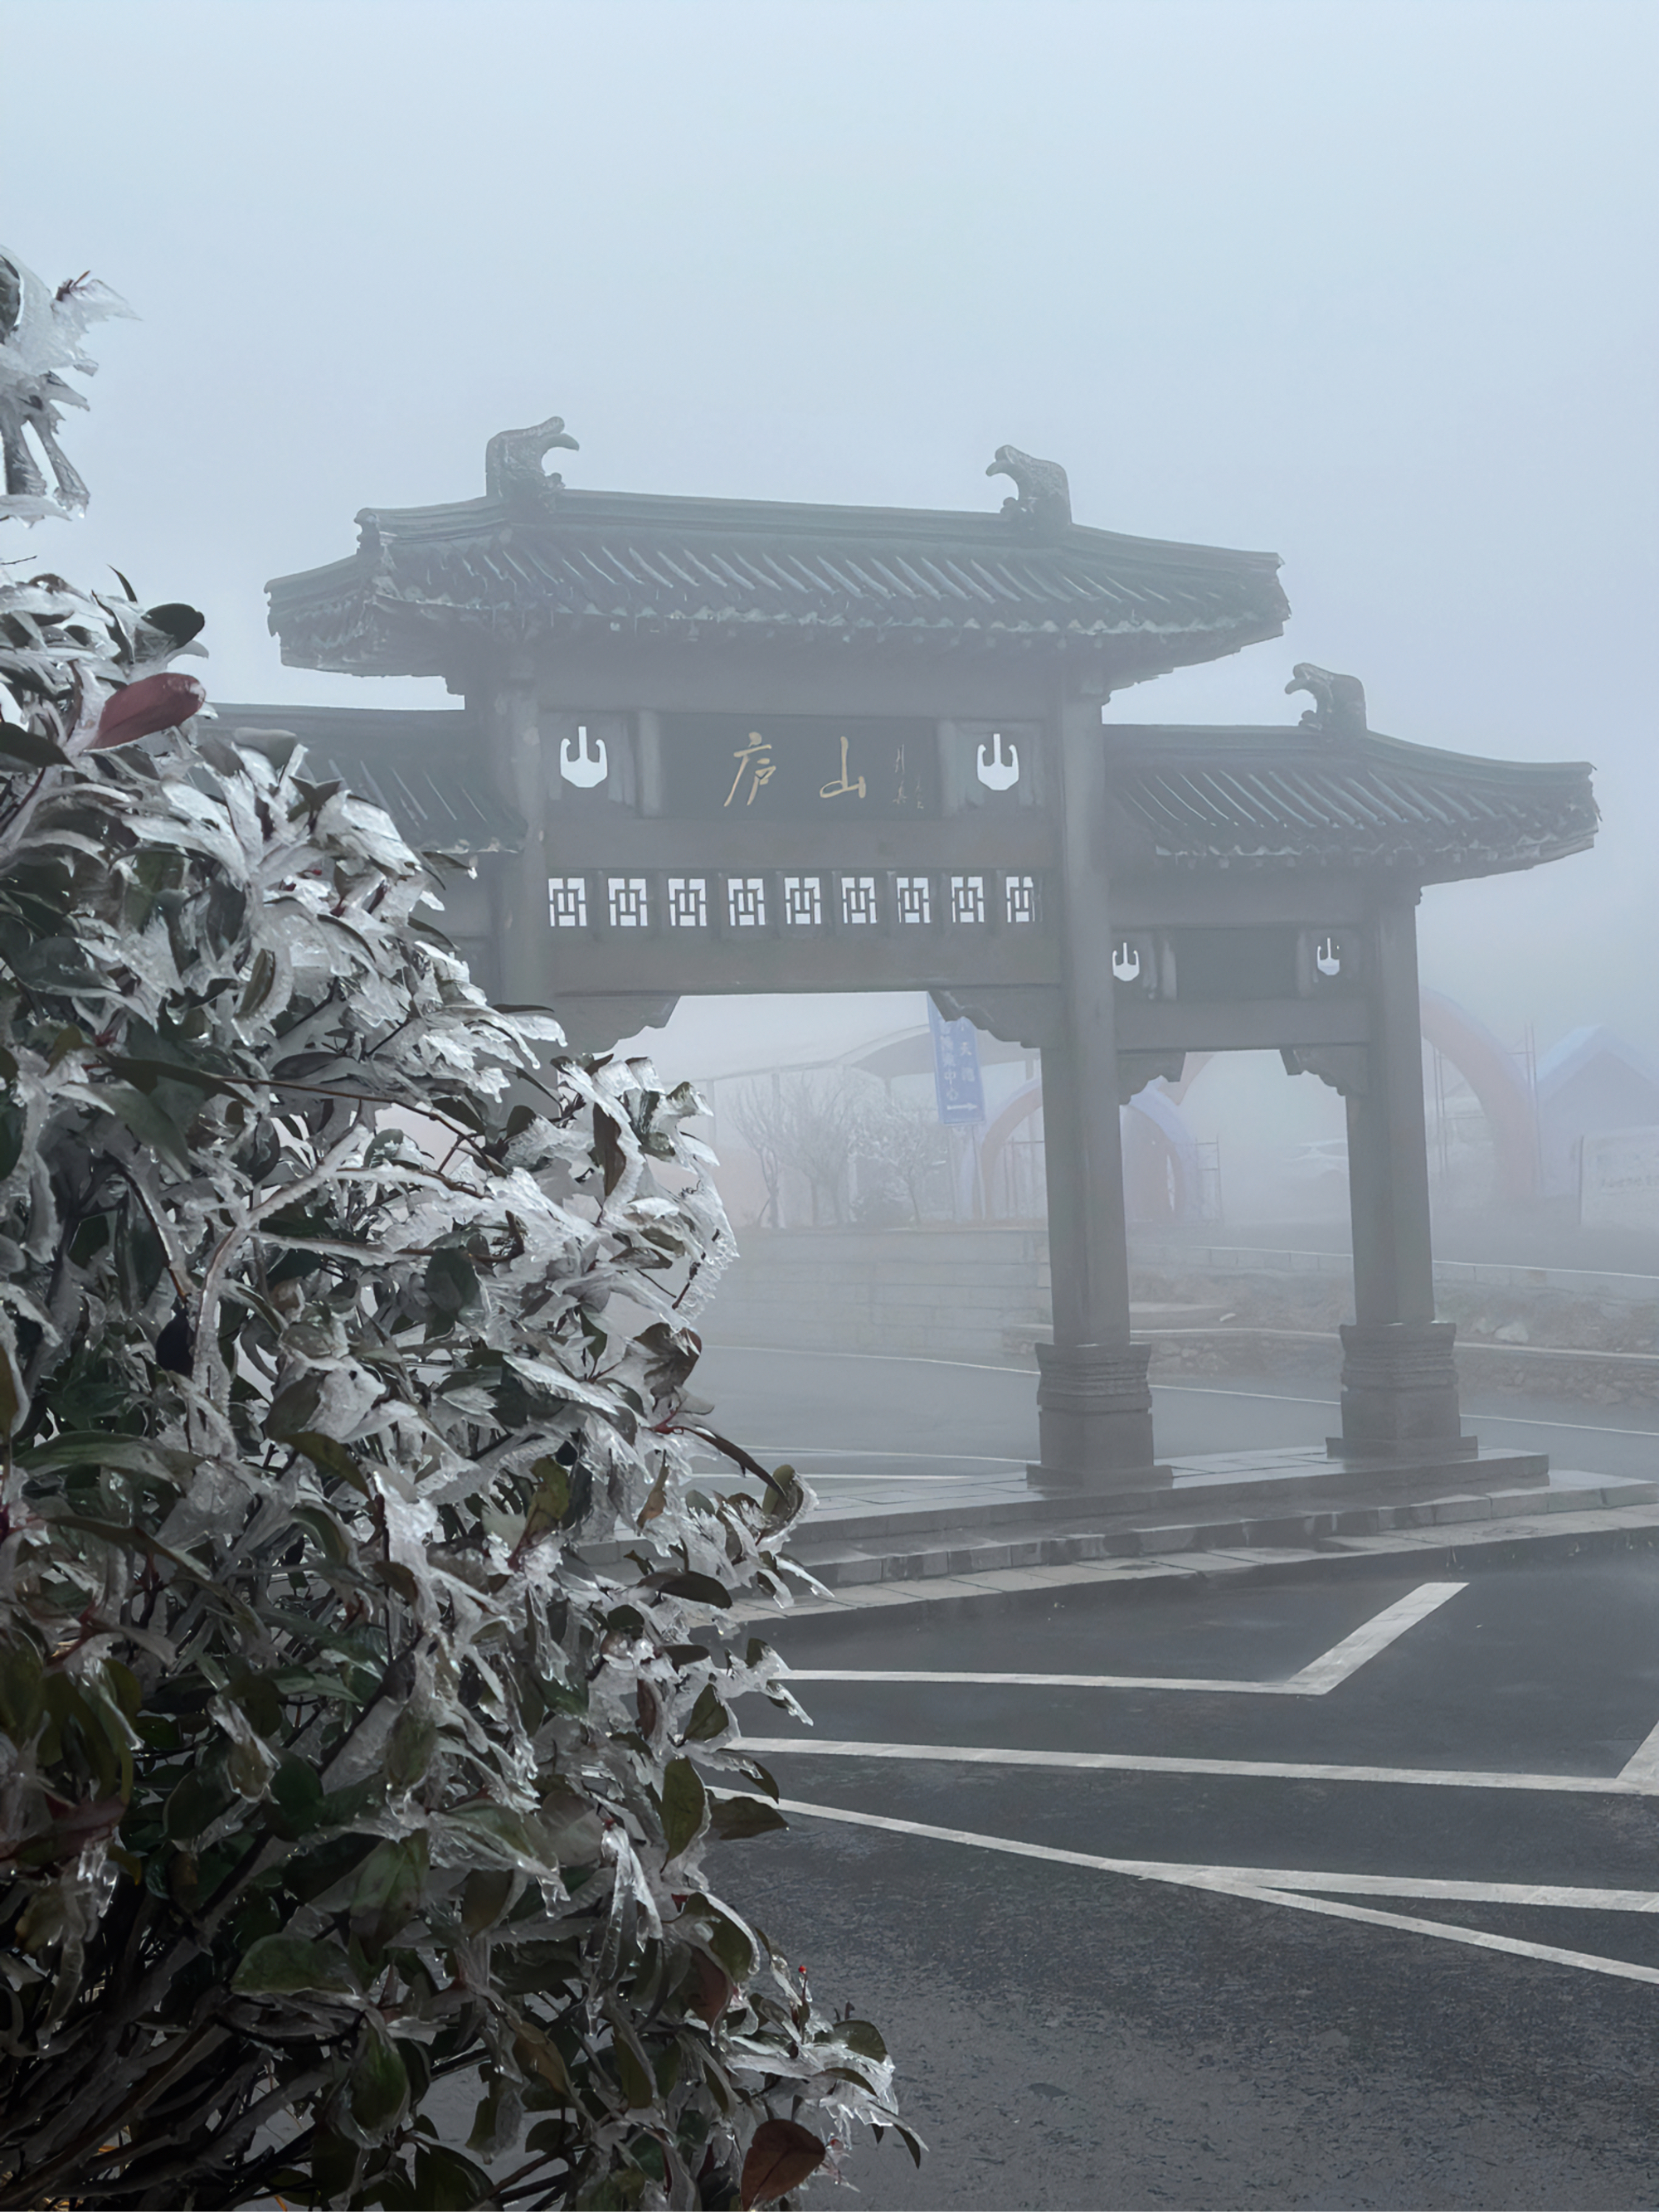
(786, 1476), (1659, 1591)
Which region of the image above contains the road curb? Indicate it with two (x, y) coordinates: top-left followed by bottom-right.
(737, 1502), (1659, 1632)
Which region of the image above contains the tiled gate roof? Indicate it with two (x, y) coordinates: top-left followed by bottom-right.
(266, 479), (1289, 685)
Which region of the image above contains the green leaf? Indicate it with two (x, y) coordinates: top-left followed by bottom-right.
(237, 946), (277, 1017)
(0, 722), (70, 769)
(460, 1865), (515, 1936)
(0, 1093), (23, 1183)
(593, 1105), (627, 1195)
(163, 1763), (234, 1842)
(0, 1637), (44, 1735)
(690, 1900), (756, 1981)
(351, 1832), (430, 1954)
(0, 1334), (23, 1444)
(839, 2019), (888, 2063)
(707, 1793), (787, 1843)
(264, 1372), (324, 1439)
(96, 1081), (193, 1175)
(268, 1756), (325, 1840)
(445, 1801), (555, 1869)
(0, 933), (97, 994)
(647, 1570), (732, 1611)
(608, 2017), (656, 2111)
(309, 2127), (362, 2204)
(386, 1700), (437, 1791)
(143, 600), (206, 647)
(285, 1427), (371, 1495)
(538, 1782), (604, 1864)
(231, 1933), (358, 1996)
(424, 1243), (482, 1320)
(683, 1685), (730, 1743)
(523, 1452), (569, 1540)
(894, 2122), (926, 2168)
(411, 2143), (494, 2211)
(660, 1757), (707, 1860)
(349, 2018), (409, 2137)
(729, 1757), (780, 1801)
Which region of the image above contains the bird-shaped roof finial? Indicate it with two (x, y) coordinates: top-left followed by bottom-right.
(485, 416), (580, 505)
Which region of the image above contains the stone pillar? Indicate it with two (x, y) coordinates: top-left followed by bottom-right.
(1031, 695), (1163, 1490)
(1335, 892), (1472, 1461)
(486, 656), (548, 1009)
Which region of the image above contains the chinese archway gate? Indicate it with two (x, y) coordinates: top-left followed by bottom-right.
(238, 423), (1597, 1493)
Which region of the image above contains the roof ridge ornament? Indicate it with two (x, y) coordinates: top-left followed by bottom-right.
(484, 414), (580, 507)
(1286, 661), (1367, 738)
(987, 444), (1072, 532)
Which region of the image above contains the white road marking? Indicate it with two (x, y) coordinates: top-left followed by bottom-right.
(1282, 1581), (1466, 1690)
(1155, 1386), (1659, 1442)
(774, 1796), (1659, 1986)
(788, 1582), (1466, 1698)
(786, 1670), (1316, 1694)
(1618, 1717), (1659, 1786)
(744, 1736), (1658, 1794)
(773, 1798), (1659, 1909)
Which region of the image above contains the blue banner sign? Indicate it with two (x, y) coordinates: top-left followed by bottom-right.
(928, 998), (986, 1125)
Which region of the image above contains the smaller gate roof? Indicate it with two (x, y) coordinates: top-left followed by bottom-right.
(1107, 722), (1597, 882)
(210, 704), (517, 855)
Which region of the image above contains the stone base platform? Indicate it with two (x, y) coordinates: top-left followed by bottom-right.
(1025, 1441), (1549, 1517)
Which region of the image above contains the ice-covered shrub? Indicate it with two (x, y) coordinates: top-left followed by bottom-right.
(0, 247), (907, 2211)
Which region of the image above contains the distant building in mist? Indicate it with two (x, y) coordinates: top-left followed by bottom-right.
(1535, 1027), (1659, 1200)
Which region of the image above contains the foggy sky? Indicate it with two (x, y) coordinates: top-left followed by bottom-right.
(5, 0), (1654, 1075)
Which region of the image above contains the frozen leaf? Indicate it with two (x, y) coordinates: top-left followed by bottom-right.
(89, 670), (205, 749)
(231, 1935), (358, 1996)
(740, 2118), (825, 2207)
(660, 1756), (708, 1860)
(708, 1794), (788, 1844)
(348, 2019), (410, 2137)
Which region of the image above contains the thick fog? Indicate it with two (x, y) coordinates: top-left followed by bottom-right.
(6, 0), (1654, 1092)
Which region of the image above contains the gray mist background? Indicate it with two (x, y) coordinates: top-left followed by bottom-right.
(4, 0), (1654, 1080)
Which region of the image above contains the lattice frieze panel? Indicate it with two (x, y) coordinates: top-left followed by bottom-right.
(666, 877), (708, 929)
(949, 874), (986, 925)
(782, 876), (823, 926)
(839, 875), (879, 927)
(547, 876), (587, 929)
(895, 875), (932, 926)
(727, 877), (766, 929)
(607, 876), (649, 929)
(1004, 873), (1037, 926)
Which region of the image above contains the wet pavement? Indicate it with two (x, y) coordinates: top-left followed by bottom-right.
(711, 1552), (1659, 2209)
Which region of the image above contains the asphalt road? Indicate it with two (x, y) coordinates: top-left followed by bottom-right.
(684, 1345), (1659, 2206)
(713, 1554), (1659, 2210)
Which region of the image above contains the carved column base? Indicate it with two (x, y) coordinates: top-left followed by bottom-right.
(1328, 1321), (1476, 1461)
(1029, 1340), (1170, 1491)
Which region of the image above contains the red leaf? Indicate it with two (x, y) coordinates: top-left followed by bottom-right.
(688, 1951), (733, 2025)
(740, 2117), (825, 2207)
(91, 672), (207, 750)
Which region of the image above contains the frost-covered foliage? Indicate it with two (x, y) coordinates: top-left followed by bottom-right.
(0, 247), (134, 523)
(0, 564), (908, 2206)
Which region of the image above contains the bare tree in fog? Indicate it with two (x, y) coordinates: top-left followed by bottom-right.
(781, 1075), (861, 1225)
(731, 1077), (788, 1224)
(854, 1088), (951, 1226)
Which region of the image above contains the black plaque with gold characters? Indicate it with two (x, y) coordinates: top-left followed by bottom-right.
(662, 715), (938, 820)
